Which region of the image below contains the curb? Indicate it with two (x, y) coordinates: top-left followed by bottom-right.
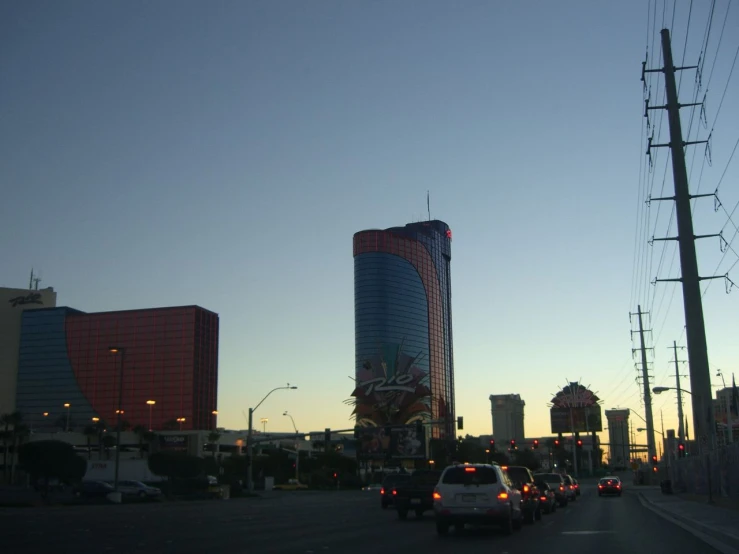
(637, 492), (739, 554)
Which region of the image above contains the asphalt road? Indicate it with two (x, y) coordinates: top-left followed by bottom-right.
(0, 484), (720, 554)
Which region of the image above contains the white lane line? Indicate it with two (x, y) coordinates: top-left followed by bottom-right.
(561, 531), (615, 535)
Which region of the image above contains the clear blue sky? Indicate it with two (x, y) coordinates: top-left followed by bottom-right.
(2, 1), (737, 440)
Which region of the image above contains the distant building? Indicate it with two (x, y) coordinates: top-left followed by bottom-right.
(0, 285), (57, 414)
(16, 305), (219, 431)
(352, 220), (455, 437)
(489, 394), (525, 442)
(605, 409), (630, 467)
(714, 387), (739, 446)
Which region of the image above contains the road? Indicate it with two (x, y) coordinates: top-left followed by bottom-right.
(0, 484), (720, 554)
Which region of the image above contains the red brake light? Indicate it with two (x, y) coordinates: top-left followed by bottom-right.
(497, 492), (509, 500)
(392, 489), (397, 495)
(501, 466), (508, 470)
(559, 485), (564, 491)
(464, 467), (476, 473)
(380, 488), (385, 494)
(540, 496), (547, 501)
(598, 485), (603, 488)
(433, 491), (442, 500)
(523, 485), (530, 492)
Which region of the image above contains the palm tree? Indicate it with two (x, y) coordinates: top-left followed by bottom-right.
(83, 425), (97, 460)
(132, 425), (147, 458)
(208, 431), (221, 458)
(9, 424), (30, 484)
(94, 419), (108, 460)
(1, 411), (23, 483)
(101, 435), (117, 460)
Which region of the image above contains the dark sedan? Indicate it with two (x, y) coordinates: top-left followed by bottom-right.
(535, 480), (557, 514)
(598, 476), (622, 496)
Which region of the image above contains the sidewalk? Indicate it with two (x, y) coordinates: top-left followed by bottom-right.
(636, 487), (739, 554)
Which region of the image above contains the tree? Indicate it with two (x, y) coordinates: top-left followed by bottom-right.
(101, 435), (117, 460)
(512, 448), (541, 471)
(83, 425), (97, 460)
(207, 431), (221, 458)
(1, 411), (23, 483)
(132, 425), (147, 459)
(18, 440), (87, 497)
(148, 451), (204, 495)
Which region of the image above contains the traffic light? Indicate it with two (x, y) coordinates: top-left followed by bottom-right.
(510, 439), (517, 450)
(554, 438), (560, 448)
(489, 438), (496, 449)
(576, 439), (583, 448)
(533, 439), (539, 449)
(457, 416), (464, 430)
(678, 442), (686, 457)
(325, 428), (331, 444)
(651, 455), (658, 465)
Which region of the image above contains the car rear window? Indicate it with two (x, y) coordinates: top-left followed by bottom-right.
(442, 466), (498, 485)
(505, 467), (532, 483)
(600, 478), (619, 485)
(382, 474), (411, 486)
(535, 473), (563, 483)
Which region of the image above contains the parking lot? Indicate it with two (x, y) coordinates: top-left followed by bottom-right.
(0, 484), (721, 554)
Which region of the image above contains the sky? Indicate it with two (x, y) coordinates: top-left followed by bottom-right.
(1, 1), (737, 444)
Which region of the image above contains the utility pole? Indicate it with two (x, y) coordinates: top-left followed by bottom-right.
(672, 341), (686, 444)
(633, 305), (657, 463)
(643, 28), (717, 454)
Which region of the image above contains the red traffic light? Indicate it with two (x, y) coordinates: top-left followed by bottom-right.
(678, 443), (685, 451)
(533, 439), (539, 448)
(554, 439), (560, 447)
(489, 439), (495, 446)
(510, 439), (516, 446)
(333, 472), (337, 478)
(576, 439), (583, 447)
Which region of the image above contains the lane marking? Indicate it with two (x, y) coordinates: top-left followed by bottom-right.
(561, 531), (615, 535)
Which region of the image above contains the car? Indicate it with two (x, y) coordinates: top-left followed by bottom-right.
(561, 475), (577, 501)
(598, 476), (622, 496)
(501, 465), (542, 523)
(433, 463), (523, 536)
(73, 480), (114, 500)
(534, 480), (557, 514)
(533, 472), (569, 507)
(393, 469), (443, 520)
(573, 477), (581, 496)
(116, 480), (162, 499)
(273, 479), (308, 491)
(380, 473), (412, 509)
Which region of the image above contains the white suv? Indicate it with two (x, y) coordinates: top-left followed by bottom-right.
(432, 463), (523, 536)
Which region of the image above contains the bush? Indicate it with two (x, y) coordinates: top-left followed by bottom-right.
(18, 440), (87, 496)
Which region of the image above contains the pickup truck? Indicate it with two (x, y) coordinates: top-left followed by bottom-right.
(393, 469), (443, 520)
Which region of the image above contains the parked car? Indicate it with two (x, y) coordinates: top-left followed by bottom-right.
(502, 465), (542, 523)
(533, 473), (568, 507)
(433, 463), (523, 536)
(116, 480), (162, 499)
(534, 480), (557, 514)
(73, 480), (114, 500)
(393, 469), (442, 520)
(598, 476), (622, 496)
(380, 473), (412, 509)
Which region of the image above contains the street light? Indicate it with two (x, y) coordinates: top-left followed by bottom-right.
(260, 417), (268, 433)
(653, 386), (692, 396)
(177, 417), (186, 430)
(146, 400), (156, 431)
(247, 384), (298, 492)
(283, 411), (299, 481)
(63, 403), (71, 431)
(108, 346), (126, 495)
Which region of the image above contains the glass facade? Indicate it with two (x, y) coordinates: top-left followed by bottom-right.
(16, 305), (218, 431)
(353, 220), (455, 438)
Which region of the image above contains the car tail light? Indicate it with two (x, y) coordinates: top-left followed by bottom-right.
(433, 489), (442, 500)
(616, 484), (621, 488)
(380, 488), (385, 495)
(392, 489), (397, 496)
(598, 485), (603, 489)
(523, 485), (530, 493)
(540, 496), (547, 501)
(559, 485), (564, 491)
(464, 467), (476, 473)
(570, 485), (574, 489)
(497, 492), (509, 500)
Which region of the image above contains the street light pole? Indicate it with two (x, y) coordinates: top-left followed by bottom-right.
(109, 347), (126, 494)
(246, 385), (298, 493)
(146, 400), (156, 431)
(283, 411), (299, 481)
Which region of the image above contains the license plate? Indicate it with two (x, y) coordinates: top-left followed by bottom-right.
(410, 499), (421, 505)
(462, 494), (476, 502)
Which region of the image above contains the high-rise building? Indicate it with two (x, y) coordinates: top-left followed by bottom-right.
(0, 285), (57, 414)
(605, 409), (631, 467)
(489, 394), (525, 442)
(16, 305), (218, 431)
(352, 220), (455, 437)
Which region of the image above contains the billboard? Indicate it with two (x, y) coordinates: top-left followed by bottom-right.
(550, 406), (603, 434)
(356, 425), (427, 460)
(158, 434), (190, 452)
